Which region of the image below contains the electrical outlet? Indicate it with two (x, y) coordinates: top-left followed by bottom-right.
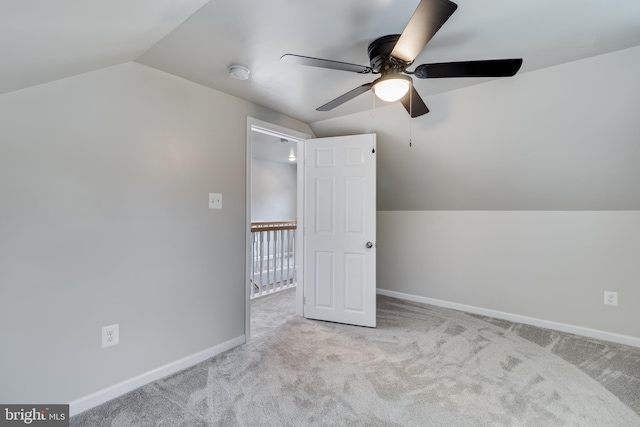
(604, 291), (618, 307)
(209, 193), (222, 209)
(102, 324), (119, 348)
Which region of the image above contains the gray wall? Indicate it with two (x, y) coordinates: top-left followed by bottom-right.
(251, 159), (297, 222)
(377, 211), (640, 338)
(0, 62), (312, 403)
(310, 45), (640, 339)
(311, 45), (640, 211)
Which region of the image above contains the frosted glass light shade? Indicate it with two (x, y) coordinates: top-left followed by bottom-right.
(373, 76), (411, 102)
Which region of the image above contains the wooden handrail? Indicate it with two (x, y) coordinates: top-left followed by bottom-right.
(251, 221), (297, 232)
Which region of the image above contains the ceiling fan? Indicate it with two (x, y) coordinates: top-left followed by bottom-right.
(281, 0), (522, 118)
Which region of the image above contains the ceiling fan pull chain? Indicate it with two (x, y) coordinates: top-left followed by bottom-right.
(409, 84), (413, 147)
(409, 120), (412, 147)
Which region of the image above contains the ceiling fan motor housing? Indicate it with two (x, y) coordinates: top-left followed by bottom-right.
(368, 35), (407, 73)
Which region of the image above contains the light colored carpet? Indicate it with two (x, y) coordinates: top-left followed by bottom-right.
(71, 289), (640, 426)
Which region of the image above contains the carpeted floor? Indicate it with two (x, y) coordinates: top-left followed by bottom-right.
(71, 289), (640, 426)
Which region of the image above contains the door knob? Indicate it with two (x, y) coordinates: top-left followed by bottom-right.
(365, 241), (374, 249)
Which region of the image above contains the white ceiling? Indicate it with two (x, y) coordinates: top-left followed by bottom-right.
(252, 131), (298, 164)
(138, 0), (640, 123)
(0, 0), (208, 95)
(2, 0), (640, 124)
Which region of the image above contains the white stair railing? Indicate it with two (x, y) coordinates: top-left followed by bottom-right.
(250, 221), (297, 298)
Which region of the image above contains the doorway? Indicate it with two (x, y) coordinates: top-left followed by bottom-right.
(245, 118), (311, 341)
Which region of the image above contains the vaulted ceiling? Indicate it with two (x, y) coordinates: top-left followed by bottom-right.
(0, 0), (208, 95)
(2, 0), (640, 124)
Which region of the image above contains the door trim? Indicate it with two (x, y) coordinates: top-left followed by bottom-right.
(245, 117), (312, 341)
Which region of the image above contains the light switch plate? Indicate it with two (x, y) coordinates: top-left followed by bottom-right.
(209, 193), (222, 209)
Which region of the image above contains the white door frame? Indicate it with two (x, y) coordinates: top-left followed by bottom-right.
(245, 117), (312, 341)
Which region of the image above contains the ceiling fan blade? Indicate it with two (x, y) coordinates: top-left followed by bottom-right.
(400, 85), (429, 118)
(281, 54), (373, 74)
(390, 0), (458, 64)
(317, 83), (373, 111)
(414, 58), (523, 78)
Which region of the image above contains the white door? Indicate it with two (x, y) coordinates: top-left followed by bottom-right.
(303, 134), (376, 327)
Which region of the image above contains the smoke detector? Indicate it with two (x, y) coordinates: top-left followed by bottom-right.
(229, 65), (250, 80)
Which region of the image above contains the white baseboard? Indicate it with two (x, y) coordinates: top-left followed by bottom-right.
(69, 335), (245, 416)
(377, 289), (640, 349)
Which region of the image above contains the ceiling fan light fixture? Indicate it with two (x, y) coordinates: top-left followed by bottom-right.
(373, 74), (411, 102)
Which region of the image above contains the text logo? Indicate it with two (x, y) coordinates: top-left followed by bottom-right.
(1, 405), (69, 427)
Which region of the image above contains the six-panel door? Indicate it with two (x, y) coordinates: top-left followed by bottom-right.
(303, 134), (376, 327)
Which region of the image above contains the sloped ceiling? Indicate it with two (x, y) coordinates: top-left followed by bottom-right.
(137, 0), (640, 123)
(2, 1), (640, 124)
(0, 0), (208, 95)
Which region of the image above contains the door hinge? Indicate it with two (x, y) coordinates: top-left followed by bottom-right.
(303, 296), (306, 305)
